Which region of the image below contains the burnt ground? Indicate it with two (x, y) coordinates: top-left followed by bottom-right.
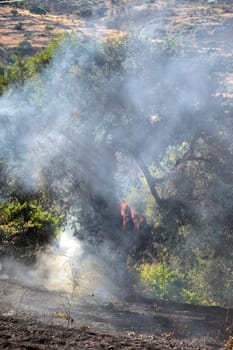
(0, 315), (225, 350)
(0, 275), (231, 349)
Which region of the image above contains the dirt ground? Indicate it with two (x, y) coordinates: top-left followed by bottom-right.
(0, 315), (225, 350)
(0, 276), (231, 349)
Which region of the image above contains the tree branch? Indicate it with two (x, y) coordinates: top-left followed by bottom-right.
(135, 157), (163, 207)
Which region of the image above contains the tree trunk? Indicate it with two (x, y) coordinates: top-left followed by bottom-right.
(136, 157), (162, 207)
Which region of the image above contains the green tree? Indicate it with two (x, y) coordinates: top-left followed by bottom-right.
(1, 34), (233, 305)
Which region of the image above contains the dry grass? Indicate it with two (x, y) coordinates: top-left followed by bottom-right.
(0, 1), (232, 52)
(0, 5), (123, 58)
(0, 0), (233, 97)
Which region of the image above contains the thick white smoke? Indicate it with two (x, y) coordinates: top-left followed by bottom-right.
(1, 223), (126, 302)
(0, 0), (230, 308)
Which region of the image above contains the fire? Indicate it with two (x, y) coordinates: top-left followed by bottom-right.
(120, 200), (133, 229)
(120, 200), (148, 234)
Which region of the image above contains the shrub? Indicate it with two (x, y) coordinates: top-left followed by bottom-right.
(14, 22), (24, 30)
(0, 36), (60, 94)
(181, 289), (202, 305)
(138, 263), (185, 301)
(96, 6), (107, 17)
(77, 5), (93, 18)
(45, 25), (54, 31)
(29, 4), (48, 15)
(16, 40), (33, 56)
(0, 200), (64, 252)
(15, 2), (24, 9)
(11, 8), (18, 16)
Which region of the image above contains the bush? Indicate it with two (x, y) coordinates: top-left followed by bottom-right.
(11, 8), (18, 16)
(45, 25), (54, 31)
(0, 200), (64, 252)
(14, 22), (24, 30)
(16, 40), (33, 56)
(0, 36), (60, 94)
(77, 5), (93, 18)
(96, 6), (107, 17)
(15, 2), (24, 9)
(29, 4), (48, 15)
(138, 263), (185, 301)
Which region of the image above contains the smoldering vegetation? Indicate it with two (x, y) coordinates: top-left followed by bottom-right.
(0, 2), (233, 308)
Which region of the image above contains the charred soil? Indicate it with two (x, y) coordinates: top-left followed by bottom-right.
(0, 277), (231, 349)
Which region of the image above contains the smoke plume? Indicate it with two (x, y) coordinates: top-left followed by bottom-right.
(0, 0), (232, 307)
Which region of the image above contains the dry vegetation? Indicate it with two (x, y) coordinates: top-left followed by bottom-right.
(1, 0), (233, 94)
(0, 1), (125, 64)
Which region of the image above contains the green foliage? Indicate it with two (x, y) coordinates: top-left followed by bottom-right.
(104, 34), (129, 73)
(125, 177), (156, 220)
(0, 74), (7, 95)
(181, 289), (201, 305)
(29, 4), (49, 15)
(138, 262), (211, 305)
(0, 200), (64, 248)
(14, 22), (24, 31)
(0, 37), (59, 94)
(77, 4), (93, 18)
(96, 5), (107, 17)
(183, 254), (232, 307)
(15, 1), (24, 9)
(0, 33), (232, 308)
(45, 25), (54, 31)
(162, 34), (183, 56)
(138, 263), (185, 301)
(16, 40), (33, 56)
(11, 8), (18, 16)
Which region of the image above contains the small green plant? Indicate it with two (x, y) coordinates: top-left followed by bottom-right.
(16, 40), (33, 56)
(181, 289), (201, 305)
(77, 5), (93, 18)
(45, 25), (54, 31)
(162, 35), (183, 56)
(29, 4), (48, 15)
(15, 2), (24, 9)
(14, 22), (24, 31)
(11, 8), (18, 16)
(96, 6), (107, 17)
